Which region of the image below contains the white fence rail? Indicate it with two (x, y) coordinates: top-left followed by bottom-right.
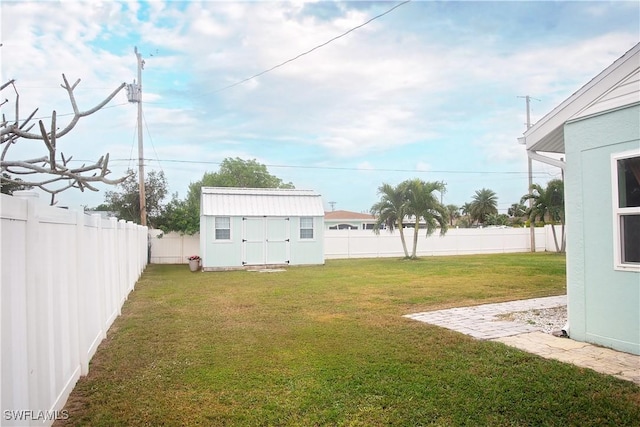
(1, 192), (147, 426)
(150, 226), (555, 264)
(325, 227), (549, 259)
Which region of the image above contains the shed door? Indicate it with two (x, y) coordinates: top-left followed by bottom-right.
(243, 218), (265, 266)
(266, 218), (289, 265)
(242, 217), (290, 266)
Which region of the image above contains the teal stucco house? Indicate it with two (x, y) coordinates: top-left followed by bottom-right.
(199, 187), (325, 270)
(523, 43), (639, 355)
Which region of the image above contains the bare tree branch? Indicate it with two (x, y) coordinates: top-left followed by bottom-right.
(1, 75), (130, 204)
(0, 79), (16, 91)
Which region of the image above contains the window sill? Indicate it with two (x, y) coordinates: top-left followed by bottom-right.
(614, 264), (640, 273)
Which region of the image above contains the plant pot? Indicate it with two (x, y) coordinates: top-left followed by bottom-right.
(188, 259), (200, 272)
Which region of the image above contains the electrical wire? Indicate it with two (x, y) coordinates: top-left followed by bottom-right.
(207, 0), (412, 95)
(142, 109), (164, 175)
(30, 102), (130, 121)
(20, 2), (412, 113)
(72, 157), (552, 176)
(140, 0), (412, 106)
(127, 118), (137, 172)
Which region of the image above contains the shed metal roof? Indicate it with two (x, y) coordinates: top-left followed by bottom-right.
(201, 187), (324, 217)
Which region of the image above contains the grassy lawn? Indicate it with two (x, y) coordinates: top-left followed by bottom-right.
(58, 253), (640, 426)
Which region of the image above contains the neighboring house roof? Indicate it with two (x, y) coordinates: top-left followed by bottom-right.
(200, 187), (324, 217)
(523, 42), (640, 154)
(324, 210), (375, 221)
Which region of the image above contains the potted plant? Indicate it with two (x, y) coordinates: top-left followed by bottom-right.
(187, 255), (201, 272)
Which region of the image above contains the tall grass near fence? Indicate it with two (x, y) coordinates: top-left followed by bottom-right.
(1, 192), (148, 426)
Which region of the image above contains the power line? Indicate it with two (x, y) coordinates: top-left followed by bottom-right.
(17, 85), (120, 90)
(142, 108), (164, 174)
(75, 157), (551, 176)
(23, 2), (412, 114)
(208, 0), (412, 95)
(127, 119), (137, 172)
(30, 102), (130, 121)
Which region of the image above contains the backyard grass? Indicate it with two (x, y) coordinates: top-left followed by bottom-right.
(57, 253), (640, 426)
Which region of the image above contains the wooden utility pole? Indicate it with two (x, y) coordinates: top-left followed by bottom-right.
(520, 95), (535, 252)
(133, 47), (147, 226)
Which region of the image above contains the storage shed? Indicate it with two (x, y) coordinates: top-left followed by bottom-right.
(200, 187), (325, 270)
(522, 43), (639, 355)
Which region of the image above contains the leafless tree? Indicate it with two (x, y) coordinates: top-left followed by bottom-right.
(1, 75), (130, 204)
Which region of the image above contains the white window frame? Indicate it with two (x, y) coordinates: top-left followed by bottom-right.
(299, 217), (314, 240)
(214, 216), (231, 241)
(611, 149), (640, 271)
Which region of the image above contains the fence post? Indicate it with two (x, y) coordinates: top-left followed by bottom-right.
(75, 210), (89, 375)
(143, 226), (148, 271)
(14, 191), (41, 413)
(108, 217), (120, 325)
(118, 220), (128, 308)
(3, 193), (33, 416)
(92, 215), (107, 342)
(126, 221), (135, 292)
(129, 221), (136, 292)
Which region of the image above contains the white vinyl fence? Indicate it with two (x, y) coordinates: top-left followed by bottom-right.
(325, 227), (549, 258)
(1, 192), (147, 426)
(150, 226), (555, 264)
(148, 229), (199, 264)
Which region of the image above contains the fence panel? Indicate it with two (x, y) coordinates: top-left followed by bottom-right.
(1, 196), (29, 421)
(323, 227), (548, 259)
(80, 214), (102, 373)
(1, 192), (147, 426)
(148, 226), (551, 264)
(149, 230), (200, 264)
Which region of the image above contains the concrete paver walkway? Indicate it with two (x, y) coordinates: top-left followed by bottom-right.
(404, 295), (567, 339)
(404, 296), (640, 385)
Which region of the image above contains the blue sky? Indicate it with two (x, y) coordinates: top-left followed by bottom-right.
(2, 1), (639, 213)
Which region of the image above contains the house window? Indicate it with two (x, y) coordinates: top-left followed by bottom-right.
(215, 217), (231, 240)
(612, 151), (640, 270)
(337, 223), (357, 230)
(300, 217), (314, 239)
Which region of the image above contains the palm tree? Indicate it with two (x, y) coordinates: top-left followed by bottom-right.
(521, 179), (565, 253)
(446, 204), (460, 226)
(508, 202), (527, 218)
(484, 213), (509, 226)
(469, 188), (498, 225)
(508, 202), (527, 227)
(370, 182), (410, 258)
(460, 203), (472, 217)
(458, 203), (473, 228)
(405, 179), (448, 258)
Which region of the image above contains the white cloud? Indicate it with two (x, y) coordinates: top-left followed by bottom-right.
(2, 1), (637, 211)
